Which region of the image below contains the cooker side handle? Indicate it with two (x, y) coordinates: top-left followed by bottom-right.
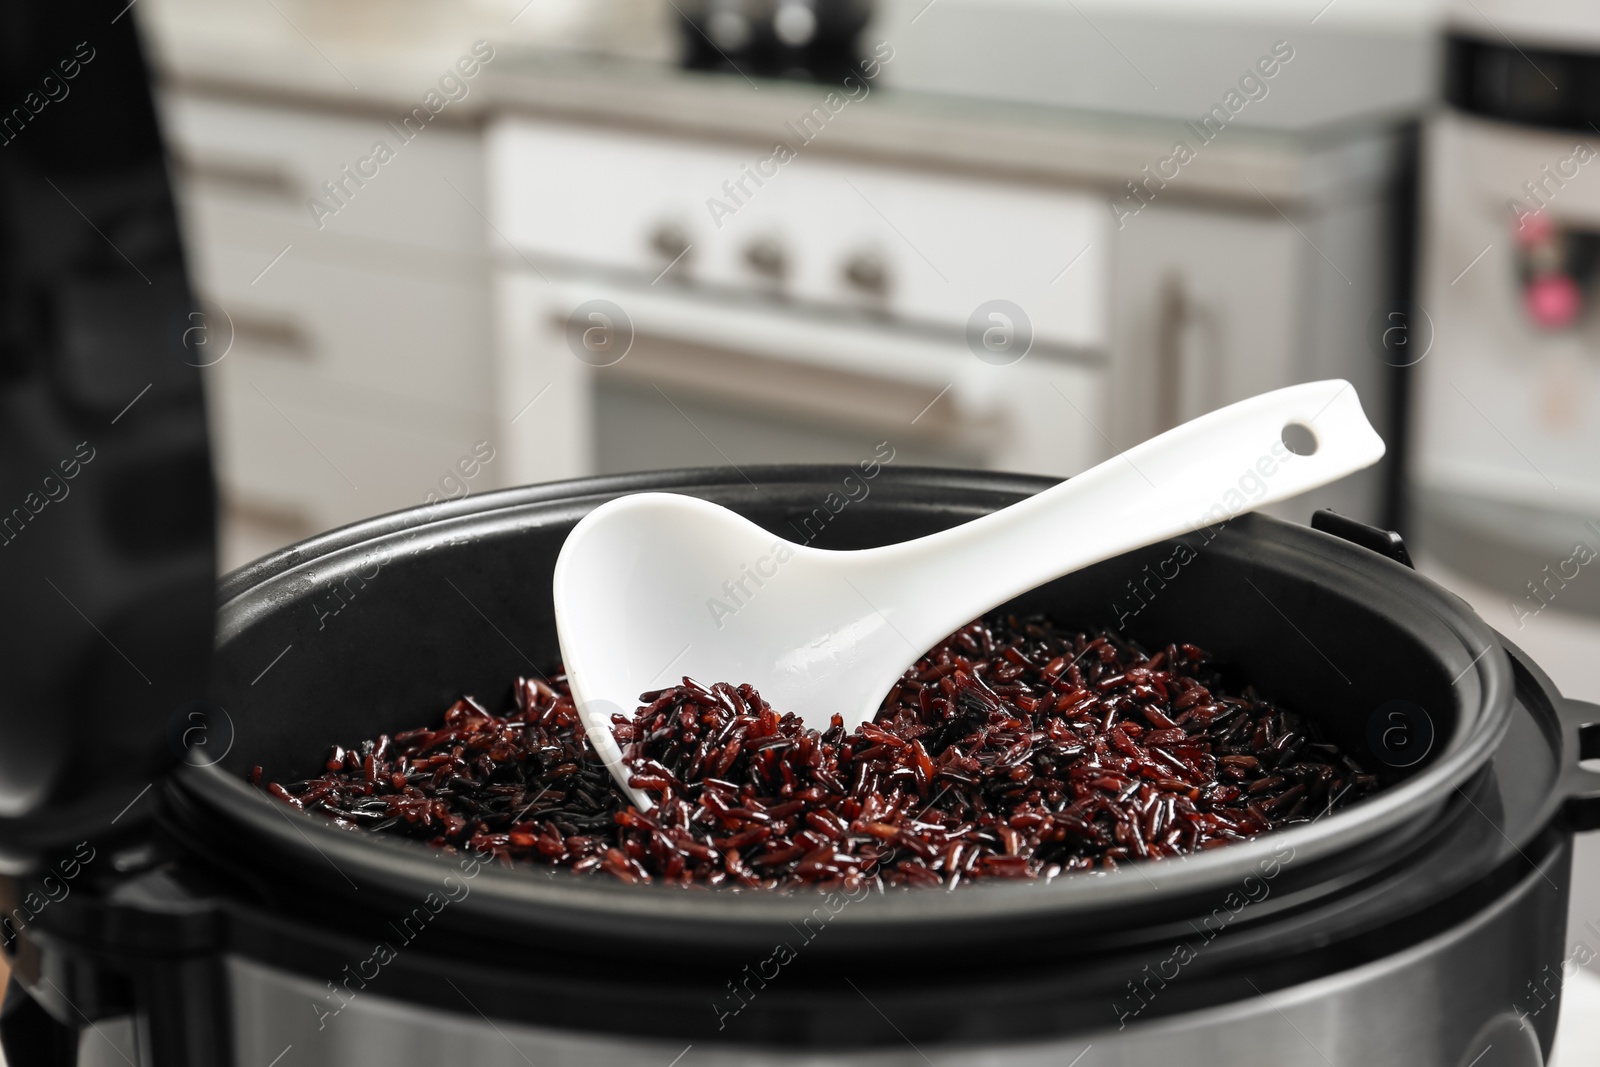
(1310, 509), (1415, 568)
(1561, 699), (1600, 832)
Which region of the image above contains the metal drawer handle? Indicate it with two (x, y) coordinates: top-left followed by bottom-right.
(175, 152), (302, 201)
(1154, 272), (1218, 433)
(230, 309), (313, 359)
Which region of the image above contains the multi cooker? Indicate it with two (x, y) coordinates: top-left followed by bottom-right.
(1, 5), (1597, 1066)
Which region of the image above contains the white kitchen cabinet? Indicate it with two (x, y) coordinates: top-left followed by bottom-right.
(160, 90), (498, 563)
(163, 93), (489, 257)
(189, 238), (493, 415)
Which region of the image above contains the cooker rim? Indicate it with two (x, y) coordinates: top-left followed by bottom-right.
(180, 465), (1518, 932)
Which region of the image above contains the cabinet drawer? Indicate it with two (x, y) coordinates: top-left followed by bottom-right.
(161, 91), (486, 257)
(207, 356), (494, 532)
(189, 238), (493, 416)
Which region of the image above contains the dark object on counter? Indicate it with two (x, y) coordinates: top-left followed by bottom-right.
(678, 0), (874, 82)
(1445, 32), (1600, 134)
(260, 620), (1373, 888)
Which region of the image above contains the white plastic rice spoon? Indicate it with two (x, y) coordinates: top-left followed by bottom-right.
(554, 380), (1385, 808)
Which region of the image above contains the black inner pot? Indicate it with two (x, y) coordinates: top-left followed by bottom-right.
(174, 466), (1517, 952)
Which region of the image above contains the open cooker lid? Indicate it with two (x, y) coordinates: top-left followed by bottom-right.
(0, 0), (215, 867)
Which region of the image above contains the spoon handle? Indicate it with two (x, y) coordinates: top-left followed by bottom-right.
(851, 379), (1385, 650)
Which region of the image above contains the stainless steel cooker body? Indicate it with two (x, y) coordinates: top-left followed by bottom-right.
(209, 840), (1563, 1067)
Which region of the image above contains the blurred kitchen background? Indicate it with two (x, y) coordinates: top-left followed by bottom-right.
(119, 0), (1600, 1056)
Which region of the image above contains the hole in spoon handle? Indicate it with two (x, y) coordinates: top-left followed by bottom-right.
(1281, 422), (1317, 456)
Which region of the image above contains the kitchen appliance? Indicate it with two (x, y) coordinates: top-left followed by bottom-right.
(675, 0), (873, 82)
(484, 34), (1414, 531)
(4, 5), (1599, 1067)
(3, 466), (1599, 1067)
(486, 113), (1109, 492)
(1412, 0), (1600, 616)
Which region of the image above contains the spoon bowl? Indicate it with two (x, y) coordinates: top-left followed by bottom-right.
(555, 380), (1386, 807)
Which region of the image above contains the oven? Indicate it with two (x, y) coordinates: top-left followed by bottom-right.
(483, 115), (1111, 487)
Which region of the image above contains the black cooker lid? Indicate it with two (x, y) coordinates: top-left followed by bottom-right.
(0, 1), (215, 867)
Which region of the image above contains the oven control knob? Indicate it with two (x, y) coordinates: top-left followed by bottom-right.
(744, 236), (788, 280)
(774, 2), (818, 47)
(707, 9), (753, 51)
(649, 222), (692, 265)
(842, 249), (888, 296)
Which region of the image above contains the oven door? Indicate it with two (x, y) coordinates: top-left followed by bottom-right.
(493, 276), (1109, 485)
